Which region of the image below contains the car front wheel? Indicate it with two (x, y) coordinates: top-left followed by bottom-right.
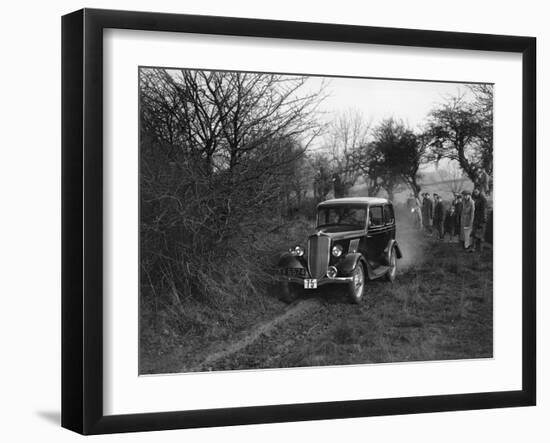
(347, 262), (365, 304)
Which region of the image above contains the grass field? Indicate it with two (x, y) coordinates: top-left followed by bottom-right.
(140, 222), (493, 374)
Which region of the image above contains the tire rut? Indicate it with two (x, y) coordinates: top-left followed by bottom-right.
(188, 298), (321, 372)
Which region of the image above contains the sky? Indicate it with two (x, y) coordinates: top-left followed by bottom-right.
(298, 75), (486, 170)
(308, 76), (476, 130)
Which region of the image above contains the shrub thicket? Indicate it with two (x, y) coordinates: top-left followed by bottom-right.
(140, 68), (324, 310)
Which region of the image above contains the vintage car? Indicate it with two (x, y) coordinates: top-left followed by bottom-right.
(278, 197), (402, 303)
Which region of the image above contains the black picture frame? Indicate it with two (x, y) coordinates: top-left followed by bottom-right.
(62, 8), (536, 435)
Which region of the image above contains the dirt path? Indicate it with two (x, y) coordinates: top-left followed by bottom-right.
(185, 233), (492, 372)
(191, 298), (321, 371)
(142, 230), (493, 374)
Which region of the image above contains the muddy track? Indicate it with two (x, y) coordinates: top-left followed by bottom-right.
(188, 231), (424, 372)
(192, 284), (385, 372)
(170, 231), (492, 373)
(189, 298), (322, 372)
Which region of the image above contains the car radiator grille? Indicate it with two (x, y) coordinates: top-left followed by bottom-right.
(307, 234), (330, 279)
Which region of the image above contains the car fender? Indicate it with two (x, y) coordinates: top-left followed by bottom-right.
(382, 239), (403, 265)
(278, 252), (306, 269)
(335, 253), (368, 277)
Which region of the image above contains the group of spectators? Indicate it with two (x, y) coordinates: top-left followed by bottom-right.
(407, 188), (489, 252)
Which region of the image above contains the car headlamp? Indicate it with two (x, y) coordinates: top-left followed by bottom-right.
(290, 245), (305, 257)
(332, 244), (344, 257)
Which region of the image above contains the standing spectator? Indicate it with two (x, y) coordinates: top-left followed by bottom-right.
(422, 192), (434, 235)
(453, 194), (463, 242)
(460, 190), (475, 250)
(313, 166), (331, 202)
(433, 194), (445, 240)
(414, 193), (423, 230)
(478, 168), (491, 196)
(472, 188), (488, 252)
(406, 192), (416, 210)
(332, 173), (345, 198)
(443, 205), (457, 242)
(407, 192), (423, 230)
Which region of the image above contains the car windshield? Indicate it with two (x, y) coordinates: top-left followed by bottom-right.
(317, 206), (366, 229)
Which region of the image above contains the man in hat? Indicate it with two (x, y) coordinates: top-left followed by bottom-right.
(460, 190), (475, 250)
(443, 204), (457, 242)
(478, 168), (491, 196)
(453, 194), (463, 243)
(407, 192), (423, 230)
(433, 194), (445, 240)
(422, 192), (433, 235)
(406, 192), (416, 211)
(471, 187), (488, 252)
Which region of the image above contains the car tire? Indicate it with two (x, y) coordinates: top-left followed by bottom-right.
(281, 282), (301, 304)
(385, 246), (397, 282)
(347, 262), (366, 304)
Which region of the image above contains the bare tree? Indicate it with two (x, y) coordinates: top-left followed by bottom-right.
(195, 71), (326, 172)
(140, 69), (224, 173)
(468, 84), (494, 188)
(325, 110), (371, 197)
(396, 125), (428, 198)
(139, 68), (327, 302)
(427, 89), (493, 186)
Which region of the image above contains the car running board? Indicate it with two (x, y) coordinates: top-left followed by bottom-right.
(369, 265), (390, 279)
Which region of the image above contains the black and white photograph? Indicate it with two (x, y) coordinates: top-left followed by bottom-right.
(138, 67), (494, 375)
(0, 0), (545, 439)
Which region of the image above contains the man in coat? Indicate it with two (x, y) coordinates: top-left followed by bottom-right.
(407, 192), (423, 230)
(406, 192), (416, 210)
(443, 204), (457, 242)
(422, 192), (434, 235)
(433, 194), (445, 240)
(472, 188), (488, 252)
(453, 194), (463, 242)
(460, 190), (475, 250)
(478, 168), (491, 196)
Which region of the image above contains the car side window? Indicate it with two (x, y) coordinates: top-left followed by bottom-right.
(383, 205), (395, 224)
(369, 206), (384, 227)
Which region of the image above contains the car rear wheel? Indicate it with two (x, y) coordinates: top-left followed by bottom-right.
(347, 262), (365, 304)
(386, 247), (397, 282)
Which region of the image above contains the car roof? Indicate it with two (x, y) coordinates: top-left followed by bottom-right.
(317, 197), (390, 208)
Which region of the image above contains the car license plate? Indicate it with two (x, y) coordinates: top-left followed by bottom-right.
(284, 268), (306, 277)
(304, 279), (317, 289)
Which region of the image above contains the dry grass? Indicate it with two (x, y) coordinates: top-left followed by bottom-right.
(141, 214), (493, 374)
(208, 233), (493, 371)
(139, 214), (314, 373)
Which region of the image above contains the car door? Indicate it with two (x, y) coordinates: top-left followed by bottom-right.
(383, 204), (396, 239)
(366, 205), (385, 268)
